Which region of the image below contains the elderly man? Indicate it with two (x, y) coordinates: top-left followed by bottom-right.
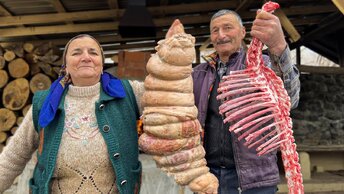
(192, 9), (300, 194)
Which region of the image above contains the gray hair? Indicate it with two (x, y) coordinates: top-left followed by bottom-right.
(211, 9), (243, 27)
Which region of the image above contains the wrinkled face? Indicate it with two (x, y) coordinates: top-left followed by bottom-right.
(65, 37), (103, 86)
(210, 13), (246, 57)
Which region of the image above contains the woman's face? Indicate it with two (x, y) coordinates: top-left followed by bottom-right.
(65, 36), (103, 86)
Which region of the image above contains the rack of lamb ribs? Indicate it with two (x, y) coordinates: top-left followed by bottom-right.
(216, 1), (304, 194)
(139, 19), (219, 193)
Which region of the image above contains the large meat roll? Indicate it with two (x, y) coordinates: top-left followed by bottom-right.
(139, 19), (218, 194)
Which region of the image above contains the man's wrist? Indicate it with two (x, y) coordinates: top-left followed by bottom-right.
(268, 42), (287, 57)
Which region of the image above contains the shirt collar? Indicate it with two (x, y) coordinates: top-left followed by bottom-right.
(202, 47), (243, 68)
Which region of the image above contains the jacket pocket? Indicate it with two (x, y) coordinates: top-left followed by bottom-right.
(29, 178), (38, 194)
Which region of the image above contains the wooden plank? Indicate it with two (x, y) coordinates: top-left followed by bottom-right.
(282, 5), (336, 16)
(338, 29), (344, 66)
(0, 13), (213, 37)
(297, 144), (344, 152)
(0, 26), (209, 47)
(107, 0), (118, 9)
(52, 0), (67, 12)
(0, 4), (11, 16)
(0, 22), (119, 37)
(235, 0), (255, 13)
(199, 38), (211, 51)
(0, 3), (335, 28)
(0, 10), (122, 27)
(332, 0), (344, 14)
(0, 4), (25, 29)
(160, 0), (169, 5)
(51, 0), (73, 25)
(298, 65), (344, 74)
(0, 2), (237, 27)
(275, 9), (301, 42)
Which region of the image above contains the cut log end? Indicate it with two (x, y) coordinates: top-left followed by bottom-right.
(0, 70), (9, 88)
(0, 56), (5, 70)
(0, 108), (16, 132)
(8, 58), (30, 78)
(2, 78), (30, 110)
(30, 73), (52, 93)
(4, 50), (16, 62)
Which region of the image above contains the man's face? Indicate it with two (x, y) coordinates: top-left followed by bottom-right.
(210, 14), (246, 57)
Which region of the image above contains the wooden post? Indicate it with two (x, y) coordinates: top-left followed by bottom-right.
(296, 46), (301, 66)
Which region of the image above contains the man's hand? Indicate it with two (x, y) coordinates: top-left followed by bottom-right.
(250, 10), (287, 56)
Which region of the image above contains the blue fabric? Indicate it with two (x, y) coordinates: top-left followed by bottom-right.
(209, 166), (278, 194)
(101, 72), (126, 98)
(38, 72), (125, 128)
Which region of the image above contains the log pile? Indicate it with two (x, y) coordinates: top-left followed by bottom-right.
(0, 42), (61, 152)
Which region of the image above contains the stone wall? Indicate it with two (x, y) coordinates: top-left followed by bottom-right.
(291, 74), (344, 145)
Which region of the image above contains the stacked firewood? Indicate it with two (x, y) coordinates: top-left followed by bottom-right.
(0, 42), (62, 152)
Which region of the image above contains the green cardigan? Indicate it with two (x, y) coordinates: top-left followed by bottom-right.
(29, 80), (141, 194)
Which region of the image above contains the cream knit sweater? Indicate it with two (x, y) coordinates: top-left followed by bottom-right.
(0, 81), (144, 193)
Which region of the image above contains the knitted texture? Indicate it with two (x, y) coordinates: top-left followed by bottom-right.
(0, 80), (144, 194)
(50, 83), (118, 193)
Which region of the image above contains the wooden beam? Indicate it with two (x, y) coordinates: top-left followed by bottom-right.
(332, 0), (344, 14)
(0, 14), (322, 39)
(0, 2), (238, 27)
(0, 4), (25, 29)
(0, 22), (119, 37)
(0, 26), (209, 47)
(296, 47), (301, 66)
(51, 0), (73, 24)
(160, 0), (169, 5)
(0, 12), (213, 37)
(0, 4), (11, 16)
(304, 41), (338, 64)
(338, 29), (344, 66)
(199, 38), (211, 51)
(300, 12), (343, 42)
(0, 3), (336, 28)
(275, 9), (301, 42)
(107, 0), (118, 9)
(148, 1), (237, 15)
(235, 0), (254, 13)
(298, 65), (344, 74)
(0, 10), (122, 27)
(52, 0), (67, 12)
(282, 5), (336, 16)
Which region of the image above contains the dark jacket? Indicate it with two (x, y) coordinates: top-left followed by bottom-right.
(192, 47), (300, 190)
(29, 80), (141, 194)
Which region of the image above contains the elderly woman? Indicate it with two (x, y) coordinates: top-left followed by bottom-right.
(0, 34), (144, 194)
